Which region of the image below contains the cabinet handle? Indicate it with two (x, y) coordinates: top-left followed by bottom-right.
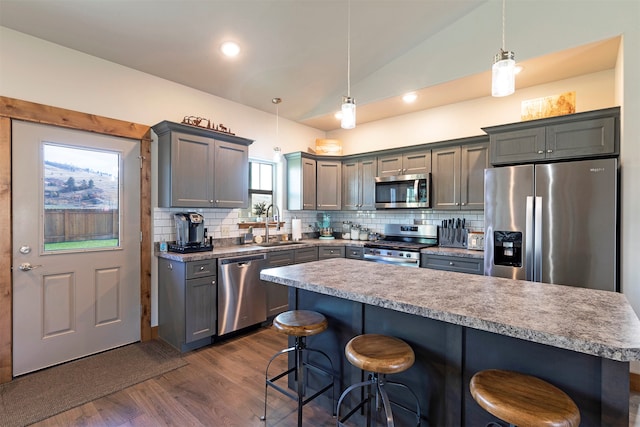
(211, 280), (216, 285)
(449, 262), (454, 266)
(455, 202), (460, 206)
(461, 202), (466, 206)
(547, 149), (553, 153)
(210, 200), (214, 203)
(537, 150), (545, 154)
(215, 200), (220, 203)
(167, 263), (173, 270)
(200, 266), (205, 271)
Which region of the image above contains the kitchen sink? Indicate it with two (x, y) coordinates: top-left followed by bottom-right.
(258, 241), (305, 247)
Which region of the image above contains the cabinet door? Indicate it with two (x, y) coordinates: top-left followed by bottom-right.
(461, 142), (489, 210)
(169, 132), (213, 207)
(377, 154), (403, 177)
(546, 117), (615, 160)
(318, 246), (345, 259)
(432, 146), (460, 210)
(185, 275), (217, 343)
(265, 250), (294, 317)
(490, 128), (546, 165)
(342, 159), (360, 210)
(294, 247), (319, 264)
(345, 246), (364, 259)
(403, 150), (431, 175)
(213, 140), (248, 208)
(359, 157), (377, 210)
(316, 160), (341, 210)
(302, 158), (317, 209)
(421, 254), (484, 275)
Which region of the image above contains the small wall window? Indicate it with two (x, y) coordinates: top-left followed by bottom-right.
(248, 161), (275, 219)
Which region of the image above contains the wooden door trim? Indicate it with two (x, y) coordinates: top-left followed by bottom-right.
(0, 96), (152, 384)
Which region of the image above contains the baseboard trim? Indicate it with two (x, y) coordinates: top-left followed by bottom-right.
(631, 372), (640, 392)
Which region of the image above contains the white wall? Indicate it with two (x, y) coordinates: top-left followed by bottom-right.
(1, 0), (638, 346)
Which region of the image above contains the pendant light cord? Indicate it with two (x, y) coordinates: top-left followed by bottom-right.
(501, 0), (506, 52)
(346, 0), (351, 97)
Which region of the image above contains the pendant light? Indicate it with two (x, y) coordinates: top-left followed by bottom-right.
(492, 0), (516, 97)
(341, 0), (356, 129)
(272, 97), (282, 162)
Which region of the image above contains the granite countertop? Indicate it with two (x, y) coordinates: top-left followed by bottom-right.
(260, 258), (640, 362)
(157, 238), (484, 262)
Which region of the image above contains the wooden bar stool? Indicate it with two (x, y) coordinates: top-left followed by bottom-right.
(337, 334), (421, 427)
(470, 369), (580, 427)
(261, 310), (335, 427)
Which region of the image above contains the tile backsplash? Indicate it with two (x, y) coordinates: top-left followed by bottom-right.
(154, 207), (484, 244)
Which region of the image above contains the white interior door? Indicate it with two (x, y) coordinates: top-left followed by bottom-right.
(12, 120), (141, 376)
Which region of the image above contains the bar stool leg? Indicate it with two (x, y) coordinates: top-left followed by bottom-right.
(261, 345), (296, 422)
(296, 337), (305, 426)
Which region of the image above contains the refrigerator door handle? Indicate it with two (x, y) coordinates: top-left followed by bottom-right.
(525, 196), (534, 281)
(534, 196), (543, 282)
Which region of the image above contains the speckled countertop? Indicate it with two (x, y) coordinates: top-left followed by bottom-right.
(157, 239), (482, 262)
(260, 258), (640, 362)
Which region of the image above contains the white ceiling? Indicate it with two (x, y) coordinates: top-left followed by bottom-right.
(0, 0), (619, 131)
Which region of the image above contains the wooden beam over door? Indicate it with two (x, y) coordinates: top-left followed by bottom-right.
(0, 96), (152, 384)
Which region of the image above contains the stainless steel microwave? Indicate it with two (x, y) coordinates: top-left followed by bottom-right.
(374, 173), (431, 209)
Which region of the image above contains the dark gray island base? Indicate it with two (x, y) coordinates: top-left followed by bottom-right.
(260, 258), (640, 427)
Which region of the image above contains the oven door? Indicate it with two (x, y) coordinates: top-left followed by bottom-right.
(375, 173), (431, 209)
(363, 247), (421, 267)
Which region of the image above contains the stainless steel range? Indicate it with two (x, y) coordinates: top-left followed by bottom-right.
(363, 224), (438, 268)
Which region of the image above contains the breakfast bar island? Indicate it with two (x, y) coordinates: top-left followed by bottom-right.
(260, 258), (640, 426)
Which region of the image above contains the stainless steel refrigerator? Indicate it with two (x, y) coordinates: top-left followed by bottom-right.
(484, 158), (618, 292)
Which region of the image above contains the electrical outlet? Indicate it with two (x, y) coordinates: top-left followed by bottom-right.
(221, 226), (229, 237)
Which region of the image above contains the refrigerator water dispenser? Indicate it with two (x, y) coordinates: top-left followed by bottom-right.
(494, 231), (522, 267)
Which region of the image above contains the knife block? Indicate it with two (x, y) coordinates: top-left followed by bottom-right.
(438, 227), (468, 248)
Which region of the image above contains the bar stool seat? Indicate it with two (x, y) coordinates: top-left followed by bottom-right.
(337, 334), (421, 427)
(470, 369), (580, 427)
(261, 310), (335, 427)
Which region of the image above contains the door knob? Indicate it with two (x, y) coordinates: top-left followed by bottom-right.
(18, 262), (42, 271)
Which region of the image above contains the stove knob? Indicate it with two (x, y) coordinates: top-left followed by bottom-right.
(398, 252), (404, 257)
(405, 253), (411, 258)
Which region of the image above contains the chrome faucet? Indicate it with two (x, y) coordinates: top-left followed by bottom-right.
(265, 204), (280, 243)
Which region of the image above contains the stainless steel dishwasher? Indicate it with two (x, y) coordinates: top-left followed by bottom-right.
(217, 253), (267, 335)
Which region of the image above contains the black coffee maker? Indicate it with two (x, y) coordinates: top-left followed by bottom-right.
(169, 212), (213, 253)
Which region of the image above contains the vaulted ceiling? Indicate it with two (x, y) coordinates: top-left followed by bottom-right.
(0, 1), (619, 131)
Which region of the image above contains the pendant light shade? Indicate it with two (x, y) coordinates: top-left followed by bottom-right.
(491, 0), (515, 97)
(341, 96), (356, 129)
(492, 50), (515, 97)
(340, 0), (356, 129)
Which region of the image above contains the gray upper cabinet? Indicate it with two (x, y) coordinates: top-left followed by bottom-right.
(377, 149), (431, 177)
(153, 121), (253, 208)
(342, 156), (376, 211)
(432, 138), (489, 210)
(286, 152), (317, 210)
(316, 160), (342, 210)
(286, 153), (342, 211)
(484, 107), (619, 165)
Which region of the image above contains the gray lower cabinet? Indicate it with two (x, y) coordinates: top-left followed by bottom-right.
(318, 245), (345, 259)
(265, 247), (319, 317)
(484, 107), (619, 165)
(345, 245), (364, 259)
(153, 120), (252, 208)
(421, 253), (484, 275)
(158, 258), (217, 352)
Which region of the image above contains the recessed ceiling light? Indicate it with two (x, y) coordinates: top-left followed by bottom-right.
(220, 41), (240, 57)
(402, 92), (418, 103)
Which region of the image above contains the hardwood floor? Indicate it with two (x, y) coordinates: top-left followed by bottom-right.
(28, 326), (640, 426)
(31, 326), (335, 427)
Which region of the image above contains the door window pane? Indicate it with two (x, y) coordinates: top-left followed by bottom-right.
(43, 144), (120, 252)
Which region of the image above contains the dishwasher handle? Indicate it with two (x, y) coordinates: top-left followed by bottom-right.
(219, 253), (267, 266)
